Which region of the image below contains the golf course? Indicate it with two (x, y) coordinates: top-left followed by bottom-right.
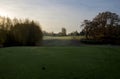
(0, 46), (120, 79)
(0, 1), (120, 79)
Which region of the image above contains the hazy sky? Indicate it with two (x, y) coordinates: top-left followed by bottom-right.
(0, 0), (120, 33)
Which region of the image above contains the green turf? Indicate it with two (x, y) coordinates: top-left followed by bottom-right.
(43, 36), (84, 40)
(0, 46), (120, 79)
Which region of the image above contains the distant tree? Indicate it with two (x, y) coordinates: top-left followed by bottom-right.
(61, 27), (67, 36)
(43, 31), (47, 36)
(81, 11), (120, 44)
(68, 31), (79, 36)
(44, 31), (55, 36)
(79, 30), (85, 36)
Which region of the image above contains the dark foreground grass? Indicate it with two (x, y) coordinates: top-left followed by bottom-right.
(0, 46), (120, 79)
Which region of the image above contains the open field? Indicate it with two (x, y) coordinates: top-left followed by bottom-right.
(0, 46), (120, 79)
(43, 36), (84, 46)
(43, 36), (84, 40)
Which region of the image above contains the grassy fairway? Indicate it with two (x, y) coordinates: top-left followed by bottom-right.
(0, 46), (120, 79)
(43, 36), (84, 46)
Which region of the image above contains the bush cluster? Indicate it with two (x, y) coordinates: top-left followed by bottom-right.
(0, 16), (43, 47)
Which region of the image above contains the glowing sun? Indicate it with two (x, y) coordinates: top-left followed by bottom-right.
(0, 9), (12, 17)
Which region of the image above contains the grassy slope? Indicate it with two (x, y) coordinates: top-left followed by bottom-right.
(0, 46), (120, 79)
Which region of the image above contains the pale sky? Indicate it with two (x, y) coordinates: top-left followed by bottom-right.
(0, 0), (120, 33)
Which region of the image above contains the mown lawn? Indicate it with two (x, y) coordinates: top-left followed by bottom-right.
(43, 36), (84, 40)
(0, 46), (120, 79)
(43, 36), (84, 46)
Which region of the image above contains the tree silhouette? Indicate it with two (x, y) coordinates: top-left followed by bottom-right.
(0, 16), (43, 47)
(81, 11), (120, 44)
(61, 27), (67, 36)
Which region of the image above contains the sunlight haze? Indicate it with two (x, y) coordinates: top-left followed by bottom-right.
(0, 0), (120, 33)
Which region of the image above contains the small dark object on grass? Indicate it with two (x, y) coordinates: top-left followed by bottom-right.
(42, 67), (46, 70)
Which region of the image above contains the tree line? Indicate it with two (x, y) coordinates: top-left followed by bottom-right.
(43, 28), (80, 36)
(0, 11), (119, 47)
(0, 16), (43, 47)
